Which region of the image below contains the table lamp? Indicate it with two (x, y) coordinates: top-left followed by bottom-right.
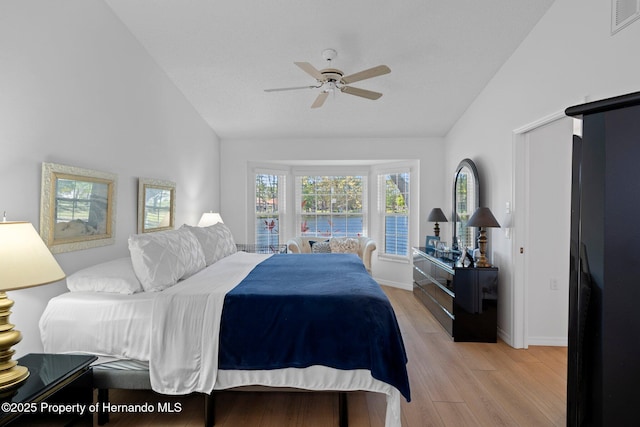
(197, 212), (224, 227)
(427, 208), (448, 237)
(466, 207), (501, 267)
(0, 222), (65, 392)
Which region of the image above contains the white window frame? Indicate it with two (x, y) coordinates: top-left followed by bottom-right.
(293, 166), (369, 238)
(249, 164), (289, 246)
(374, 161), (418, 261)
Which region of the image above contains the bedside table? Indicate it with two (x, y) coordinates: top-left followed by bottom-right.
(0, 353), (96, 426)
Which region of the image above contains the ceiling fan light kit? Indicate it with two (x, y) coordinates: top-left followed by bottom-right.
(265, 49), (390, 108)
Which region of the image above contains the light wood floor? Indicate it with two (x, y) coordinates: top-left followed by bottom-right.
(97, 286), (567, 426)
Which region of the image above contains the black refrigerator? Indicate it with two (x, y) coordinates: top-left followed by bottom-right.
(565, 91), (640, 426)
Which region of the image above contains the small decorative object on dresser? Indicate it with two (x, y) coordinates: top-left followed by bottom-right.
(412, 247), (497, 342)
(424, 235), (440, 253)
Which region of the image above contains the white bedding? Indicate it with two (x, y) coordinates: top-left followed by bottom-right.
(149, 251), (270, 394)
(40, 251), (402, 426)
(41, 251), (270, 390)
(39, 289), (155, 360)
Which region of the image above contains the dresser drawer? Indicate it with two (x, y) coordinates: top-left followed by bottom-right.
(423, 281), (453, 314)
(413, 283), (453, 336)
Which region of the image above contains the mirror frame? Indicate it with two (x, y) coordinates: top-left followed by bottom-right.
(452, 158), (480, 251)
(40, 162), (117, 253)
(137, 178), (176, 233)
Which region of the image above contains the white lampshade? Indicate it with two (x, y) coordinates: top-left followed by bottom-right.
(0, 221), (65, 291)
(197, 212), (224, 227)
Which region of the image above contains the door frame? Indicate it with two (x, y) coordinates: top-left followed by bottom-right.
(511, 109), (568, 349)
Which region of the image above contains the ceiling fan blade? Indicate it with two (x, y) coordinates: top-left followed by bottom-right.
(341, 65), (391, 84)
(294, 62), (325, 81)
(264, 85), (318, 92)
(311, 92), (329, 108)
(341, 86), (383, 100)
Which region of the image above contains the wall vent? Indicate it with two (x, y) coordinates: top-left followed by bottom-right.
(612, 0), (640, 34)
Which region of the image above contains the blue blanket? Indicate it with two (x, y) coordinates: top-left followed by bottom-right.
(218, 253), (411, 401)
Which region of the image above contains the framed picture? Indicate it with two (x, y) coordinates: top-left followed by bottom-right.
(138, 178), (175, 233)
(40, 162), (117, 253)
(425, 235), (440, 249)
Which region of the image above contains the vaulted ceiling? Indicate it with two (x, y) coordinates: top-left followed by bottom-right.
(105, 0), (555, 140)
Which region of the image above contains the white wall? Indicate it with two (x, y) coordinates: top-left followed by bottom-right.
(220, 137), (445, 288)
(0, 0), (220, 356)
(444, 0), (640, 346)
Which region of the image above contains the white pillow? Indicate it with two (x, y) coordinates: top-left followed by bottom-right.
(66, 257), (143, 294)
(329, 237), (359, 254)
(311, 240), (331, 253)
(128, 228), (206, 292)
(183, 223), (237, 266)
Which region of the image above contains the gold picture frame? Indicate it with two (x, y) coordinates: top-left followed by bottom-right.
(138, 178), (175, 233)
(40, 162), (117, 253)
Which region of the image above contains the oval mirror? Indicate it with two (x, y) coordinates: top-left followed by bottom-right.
(452, 159), (480, 251)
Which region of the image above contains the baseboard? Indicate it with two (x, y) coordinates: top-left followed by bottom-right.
(497, 327), (513, 347)
(527, 336), (568, 347)
(375, 278), (412, 291)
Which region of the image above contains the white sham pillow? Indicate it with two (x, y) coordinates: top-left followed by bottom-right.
(66, 257), (143, 294)
(128, 227), (206, 292)
(183, 223), (237, 266)
(329, 237), (359, 254)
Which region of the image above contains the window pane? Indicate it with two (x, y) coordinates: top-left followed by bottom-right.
(256, 173), (281, 247)
(385, 215), (409, 256)
(297, 175), (365, 238)
(383, 172), (410, 256)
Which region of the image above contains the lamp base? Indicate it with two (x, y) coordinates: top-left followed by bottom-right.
(0, 292), (29, 392)
(475, 228), (492, 268)
(0, 365), (28, 392)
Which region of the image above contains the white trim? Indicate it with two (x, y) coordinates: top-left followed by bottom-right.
(527, 336), (568, 347)
(513, 110), (567, 135)
(377, 253), (411, 264)
(251, 168), (288, 246)
(512, 110), (566, 349)
(375, 167), (413, 260)
(497, 326), (511, 346)
(375, 278), (412, 291)
(512, 107), (578, 349)
(291, 165), (370, 176)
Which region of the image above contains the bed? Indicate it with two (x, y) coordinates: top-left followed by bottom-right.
(39, 225), (410, 426)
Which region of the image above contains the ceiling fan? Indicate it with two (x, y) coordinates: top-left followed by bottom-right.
(264, 49), (391, 109)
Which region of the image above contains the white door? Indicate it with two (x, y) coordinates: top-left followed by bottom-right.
(514, 115), (573, 347)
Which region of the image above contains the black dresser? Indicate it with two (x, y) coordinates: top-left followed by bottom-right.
(412, 247), (497, 342)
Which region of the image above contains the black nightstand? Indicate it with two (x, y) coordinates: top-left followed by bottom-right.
(0, 353), (96, 426)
